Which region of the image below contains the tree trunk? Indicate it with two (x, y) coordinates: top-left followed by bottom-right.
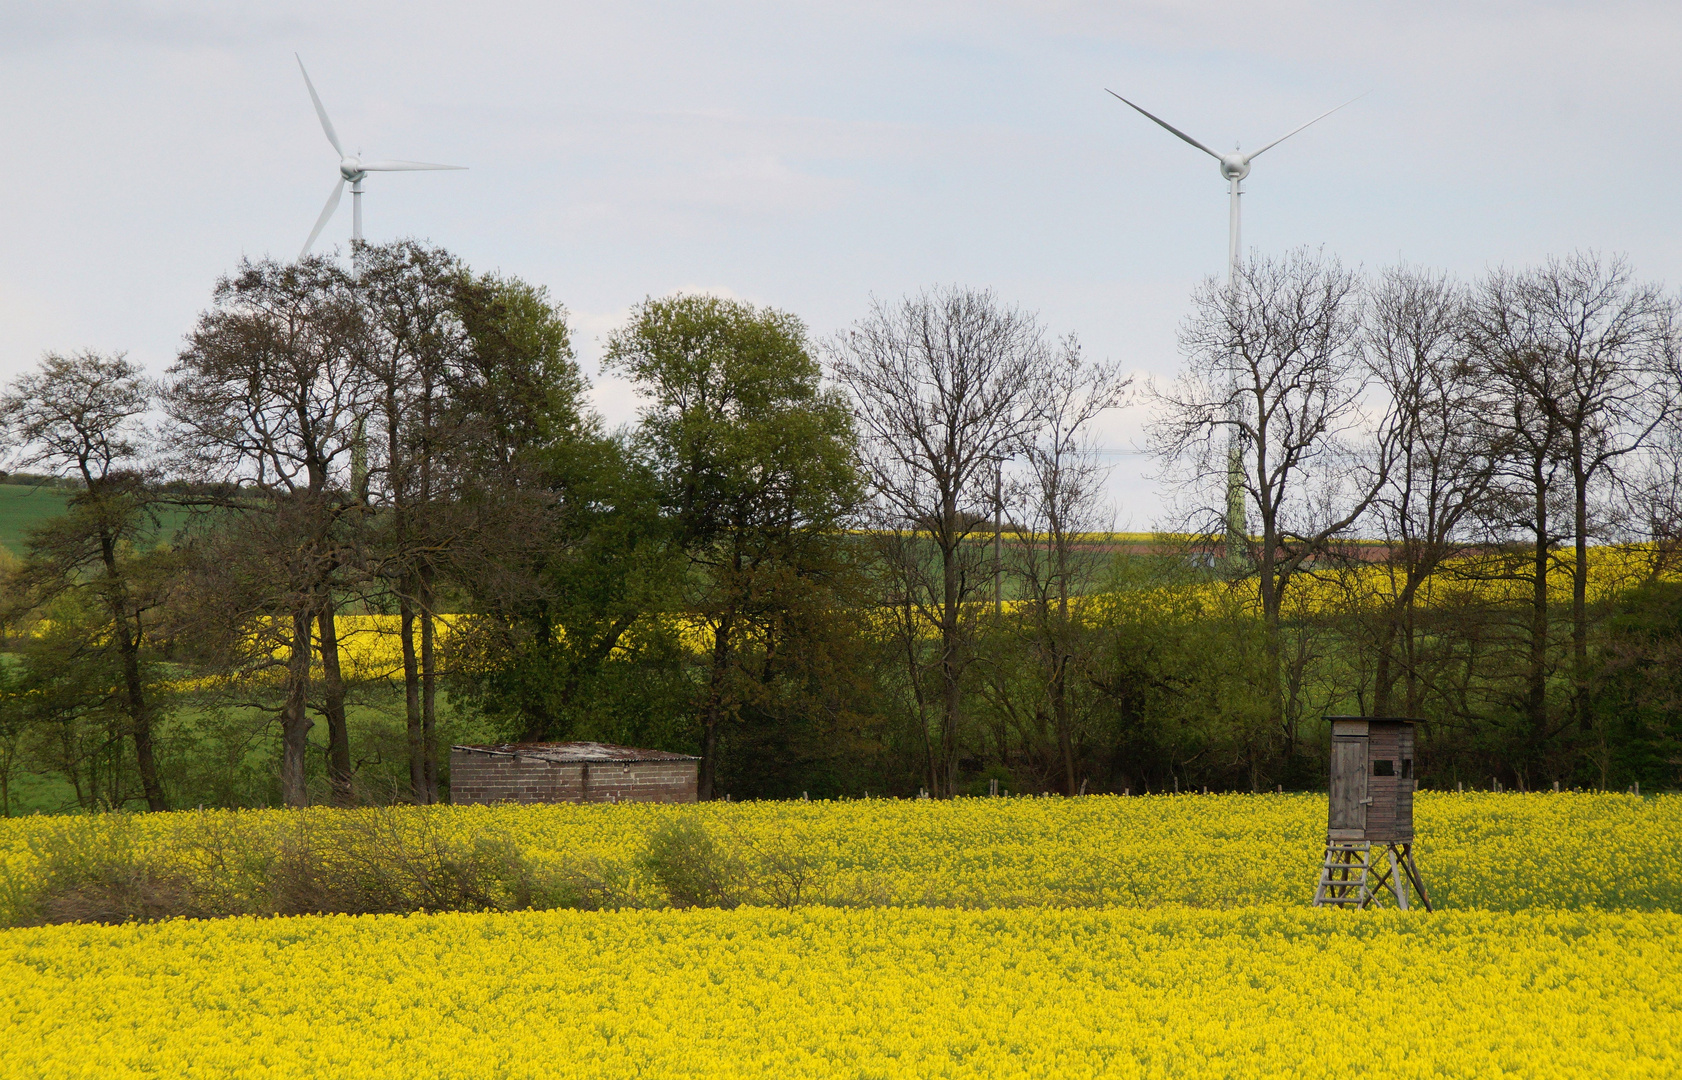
(1402, 595), (1421, 716)
(1572, 468), (1590, 732)
(1373, 614), (1397, 718)
(1052, 571), (1077, 796)
(318, 600), (354, 807)
(419, 568), (439, 803)
(900, 578), (936, 797)
(1527, 472), (1550, 744)
(0, 737), (14, 817)
(1052, 657), (1076, 795)
(938, 633), (961, 799)
(698, 708), (721, 802)
(400, 591), (424, 802)
(281, 607), (314, 807)
(118, 614), (166, 812)
(1258, 539), (1288, 758)
(697, 615), (733, 801)
(94, 525), (165, 812)
(1377, 567), (1426, 719)
(937, 502), (963, 799)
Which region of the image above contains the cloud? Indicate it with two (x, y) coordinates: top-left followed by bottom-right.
(0, 0), (1676, 527)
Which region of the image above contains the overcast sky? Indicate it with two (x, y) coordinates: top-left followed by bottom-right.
(2, 1), (1677, 526)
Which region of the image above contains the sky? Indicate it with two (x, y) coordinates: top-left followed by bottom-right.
(1, 0), (1678, 527)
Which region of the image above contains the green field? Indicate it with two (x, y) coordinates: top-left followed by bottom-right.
(0, 483), (200, 558)
(0, 484), (70, 556)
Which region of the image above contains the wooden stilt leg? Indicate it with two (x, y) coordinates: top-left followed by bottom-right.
(1401, 845), (1433, 913)
(1359, 857), (1394, 910)
(1388, 845), (1410, 910)
(1314, 838), (1437, 912)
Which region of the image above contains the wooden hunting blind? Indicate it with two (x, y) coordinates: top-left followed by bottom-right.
(1312, 717), (1433, 911)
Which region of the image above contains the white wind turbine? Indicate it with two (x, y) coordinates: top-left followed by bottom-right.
(1105, 89), (1359, 557)
(1104, 90), (1358, 286)
(296, 55), (465, 259)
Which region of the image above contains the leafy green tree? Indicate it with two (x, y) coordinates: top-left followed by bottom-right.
(1592, 580), (1682, 791)
(1085, 577), (1274, 793)
(0, 351), (174, 810)
(607, 295), (860, 799)
(9, 590), (178, 812)
(443, 274), (678, 745)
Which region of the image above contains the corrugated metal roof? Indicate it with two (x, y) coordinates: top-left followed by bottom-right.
(451, 741), (700, 763)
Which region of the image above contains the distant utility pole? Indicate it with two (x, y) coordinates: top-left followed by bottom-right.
(994, 456), (1004, 615)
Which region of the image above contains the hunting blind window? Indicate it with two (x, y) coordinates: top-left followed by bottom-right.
(1373, 759), (1395, 777)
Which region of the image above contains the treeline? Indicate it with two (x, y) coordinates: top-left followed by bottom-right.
(0, 243), (1679, 812)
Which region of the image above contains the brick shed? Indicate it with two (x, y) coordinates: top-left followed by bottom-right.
(448, 742), (699, 805)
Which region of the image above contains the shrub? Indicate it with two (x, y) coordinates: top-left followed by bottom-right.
(638, 818), (743, 909)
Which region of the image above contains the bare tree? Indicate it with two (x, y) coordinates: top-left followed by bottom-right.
(1154, 249), (1388, 763)
(995, 336), (1128, 793)
(1465, 253), (1680, 743)
(1364, 267), (1497, 716)
(831, 287), (1043, 797)
(165, 258), (368, 807)
(1465, 342), (1569, 769)
(1622, 419), (1682, 581)
(0, 351), (169, 810)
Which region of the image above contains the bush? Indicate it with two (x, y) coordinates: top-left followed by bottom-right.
(638, 818), (743, 909)
(12, 809), (556, 925)
(535, 856), (642, 912)
(22, 817), (205, 925)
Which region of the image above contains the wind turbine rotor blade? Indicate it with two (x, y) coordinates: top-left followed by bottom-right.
(1246, 92), (1367, 161)
(300, 178), (345, 259)
(295, 54), (345, 157)
(356, 159), (467, 172)
(1105, 89), (1221, 160)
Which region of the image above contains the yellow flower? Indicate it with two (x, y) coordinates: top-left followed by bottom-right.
(1, 905), (1678, 1079)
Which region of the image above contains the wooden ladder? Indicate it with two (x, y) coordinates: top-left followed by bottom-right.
(1312, 840), (1435, 911)
(1313, 842), (1374, 907)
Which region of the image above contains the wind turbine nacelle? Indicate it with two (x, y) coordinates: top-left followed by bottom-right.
(1219, 154), (1251, 181)
(338, 157), (366, 181)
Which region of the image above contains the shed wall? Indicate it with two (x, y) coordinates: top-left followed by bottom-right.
(1393, 725), (1415, 841)
(449, 754), (698, 805)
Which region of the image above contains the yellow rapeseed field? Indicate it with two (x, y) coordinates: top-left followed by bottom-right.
(1094, 541), (1679, 624)
(2, 906), (1679, 1079)
(165, 542), (1679, 690)
(2, 793), (1678, 918)
(3, 794), (1678, 1078)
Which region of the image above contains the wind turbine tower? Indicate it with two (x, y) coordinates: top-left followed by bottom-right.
(1106, 89), (1358, 559)
(296, 55), (466, 259)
